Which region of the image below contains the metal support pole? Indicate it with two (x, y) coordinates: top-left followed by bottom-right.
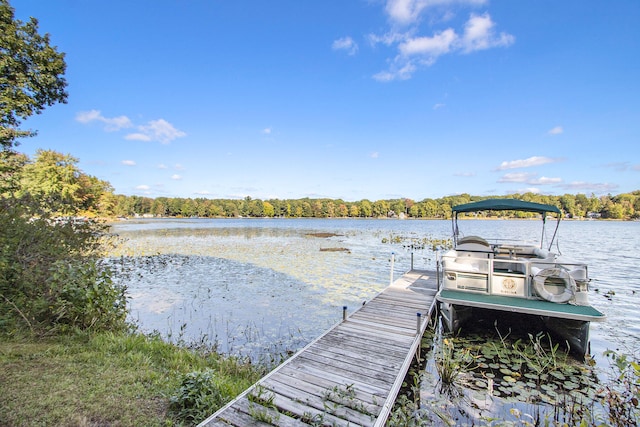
(416, 312), (422, 335)
(411, 250), (414, 271)
(390, 252), (395, 286)
(436, 251), (441, 289)
(342, 306), (347, 321)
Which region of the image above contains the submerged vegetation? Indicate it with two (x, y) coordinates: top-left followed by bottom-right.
(389, 327), (640, 426)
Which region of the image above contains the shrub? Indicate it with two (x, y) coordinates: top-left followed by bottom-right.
(0, 200), (126, 335)
(169, 369), (233, 424)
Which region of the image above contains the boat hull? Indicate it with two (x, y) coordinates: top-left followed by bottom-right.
(437, 295), (597, 357)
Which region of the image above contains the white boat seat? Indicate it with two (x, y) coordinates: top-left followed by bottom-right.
(456, 235), (491, 252)
(458, 235), (490, 246)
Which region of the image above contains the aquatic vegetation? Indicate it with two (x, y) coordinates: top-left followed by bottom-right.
(599, 350), (640, 426)
(380, 233), (452, 252)
(104, 219), (638, 425)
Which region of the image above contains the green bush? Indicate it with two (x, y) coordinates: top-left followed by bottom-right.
(169, 369), (234, 424)
(0, 200), (126, 335)
(47, 259), (127, 332)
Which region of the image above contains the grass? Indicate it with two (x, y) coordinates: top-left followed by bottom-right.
(0, 330), (262, 426)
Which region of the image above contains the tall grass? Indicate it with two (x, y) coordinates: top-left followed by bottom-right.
(0, 329), (261, 426)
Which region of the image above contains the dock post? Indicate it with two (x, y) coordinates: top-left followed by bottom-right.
(416, 312), (423, 361)
(436, 252), (440, 289)
(411, 250), (414, 271)
(390, 252), (395, 285)
(343, 306), (347, 321)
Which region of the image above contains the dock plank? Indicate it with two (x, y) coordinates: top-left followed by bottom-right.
(198, 269), (439, 427)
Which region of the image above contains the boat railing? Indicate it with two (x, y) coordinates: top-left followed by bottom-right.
(442, 246), (589, 298)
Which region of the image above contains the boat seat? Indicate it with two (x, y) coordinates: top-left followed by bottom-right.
(456, 235), (491, 252)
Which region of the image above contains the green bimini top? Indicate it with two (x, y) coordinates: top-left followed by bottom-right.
(453, 199), (561, 215)
(437, 289), (606, 322)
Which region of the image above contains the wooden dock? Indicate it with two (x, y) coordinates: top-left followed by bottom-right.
(198, 269), (439, 427)
(200, 270), (437, 427)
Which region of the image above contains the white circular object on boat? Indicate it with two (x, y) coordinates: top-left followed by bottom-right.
(533, 268), (576, 304)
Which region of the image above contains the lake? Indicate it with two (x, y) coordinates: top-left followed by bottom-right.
(108, 217), (639, 422)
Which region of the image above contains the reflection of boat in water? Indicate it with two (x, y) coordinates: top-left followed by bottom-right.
(436, 199), (606, 357)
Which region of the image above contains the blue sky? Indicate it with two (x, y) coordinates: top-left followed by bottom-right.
(11, 0), (640, 201)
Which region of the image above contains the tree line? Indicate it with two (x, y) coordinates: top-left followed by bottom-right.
(3, 149), (639, 221)
(106, 190), (640, 220)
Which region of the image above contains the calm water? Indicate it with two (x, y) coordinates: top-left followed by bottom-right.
(109, 218), (639, 420)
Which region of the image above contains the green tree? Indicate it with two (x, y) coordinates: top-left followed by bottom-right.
(360, 200), (372, 217)
(1, 0), (67, 148)
(263, 201), (274, 217)
(18, 149), (82, 215)
(0, 149), (27, 194)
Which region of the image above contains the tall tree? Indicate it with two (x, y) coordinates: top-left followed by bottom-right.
(1, 0), (67, 149)
(19, 149), (82, 215)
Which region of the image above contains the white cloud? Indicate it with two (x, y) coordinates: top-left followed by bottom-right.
(373, 61), (416, 81)
(75, 110), (101, 123)
(496, 156), (559, 171)
(174, 164), (185, 170)
(498, 172), (561, 186)
(262, 127), (272, 135)
(157, 163), (168, 169)
(78, 109), (186, 144)
(433, 103), (446, 109)
(121, 160), (136, 166)
(548, 126), (564, 135)
(498, 172), (536, 183)
(131, 119), (186, 144)
(368, 31), (407, 47)
(529, 176), (562, 185)
(171, 174), (182, 180)
(460, 13), (514, 53)
(385, 0), (488, 25)
(370, 3), (512, 81)
(136, 185), (150, 190)
(370, 151), (380, 158)
(124, 133), (152, 142)
(75, 109), (133, 131)
(332, 36), (359, 55)
(399, 28), (457, 57)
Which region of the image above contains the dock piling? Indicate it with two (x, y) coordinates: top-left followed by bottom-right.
(390, 252), (395, 285)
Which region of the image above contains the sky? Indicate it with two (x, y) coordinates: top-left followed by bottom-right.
(10, 0), (640, 202)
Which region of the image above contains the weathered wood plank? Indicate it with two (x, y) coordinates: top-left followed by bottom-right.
(263, 378), (376, 426)
(268, 370), (385, 409)
(301, 345), (401, 374)
(292, 353), (396, 387)
(339, 319), (416, 341)
(306, 340), (401, 370)
(321, 329), (410, 356)
(198, 270), (439, 427)
(272, 361), (387, 397)
(347, 312), (422, 331)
